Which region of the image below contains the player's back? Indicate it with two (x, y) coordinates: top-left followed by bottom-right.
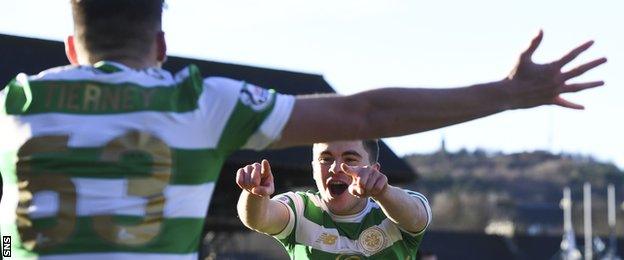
(0, 61), (289, 259)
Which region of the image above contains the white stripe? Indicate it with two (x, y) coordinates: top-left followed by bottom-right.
(243, 94), (295, 150)
(74, 178), (148, 216)
(40, 252), (198, 260)
(275, 192), (304, 240)
(287, 192), (305, 220)
(164, 182), (214, 217)
(200, 76), (244, 148)
(272, 194), (296, 240)
(391, 190), (432, 236)
(295, 216), (403, 257)
(26, 178), (214, 218)
(30, 191), (60, 218)
(11, 76), (247, 150)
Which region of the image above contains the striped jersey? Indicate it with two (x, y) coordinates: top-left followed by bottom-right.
(0, 61), (295, 260)
(272, 190), (432, 259)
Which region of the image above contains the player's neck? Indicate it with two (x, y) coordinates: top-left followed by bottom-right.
(77, 50), (160, 70)
(328, 198), (368, 216)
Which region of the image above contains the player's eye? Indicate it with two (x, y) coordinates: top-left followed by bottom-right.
(344, 157), (359, 165)
(318, 157), (334, 164)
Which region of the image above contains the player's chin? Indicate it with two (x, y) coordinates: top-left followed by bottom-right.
(325, 195), (359, 213)
(326, 189), (356, 204)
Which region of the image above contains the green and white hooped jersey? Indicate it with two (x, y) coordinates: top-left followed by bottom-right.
(0, 61), (295, 259)
(272, 190), (432, 260)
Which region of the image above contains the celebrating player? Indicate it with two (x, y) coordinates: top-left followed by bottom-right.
(0, 0), (605, 259)
(236, 140), (431, 259)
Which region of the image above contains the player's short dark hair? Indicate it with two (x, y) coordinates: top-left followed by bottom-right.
(362, 139), (379, 164)
(71, 0), (164, 60)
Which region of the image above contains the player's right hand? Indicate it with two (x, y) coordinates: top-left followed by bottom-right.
(236, 159), (275, 197)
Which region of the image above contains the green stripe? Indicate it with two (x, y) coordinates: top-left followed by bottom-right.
(94, 61), (123, 73)
(10, 217), (203, 255)
(400, 226), (425, 249)
(4, 65), (204, 115)
(19, 147), (224, 184)
(217, 89), (276, 152)
(4, 78), (31, 114)
(172, 149), (224, 183)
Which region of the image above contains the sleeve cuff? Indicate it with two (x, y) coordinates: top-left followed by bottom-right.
(271, 196), (296, 239)
(400, 191), (432, 236)
(243, 93), (295, 150)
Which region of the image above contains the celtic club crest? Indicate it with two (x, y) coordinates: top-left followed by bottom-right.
(358, 226), (386, 254)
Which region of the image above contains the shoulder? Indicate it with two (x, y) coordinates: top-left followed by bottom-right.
(28, 64), (81, 81)
(273, 191), (325, 213)
(273, 191), (301, 205)
(403, 189), (430, 205)
(203, 76), (276, 110)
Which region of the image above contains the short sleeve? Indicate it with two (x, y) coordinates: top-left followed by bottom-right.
(203, 77), (295, 153)
(398, 190), (432, 248)
(271, 192), (304, 247)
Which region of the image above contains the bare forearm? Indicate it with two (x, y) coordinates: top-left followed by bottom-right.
(275, 33), (606, 148)
(275, 80), (513, 148)
(372, 186), (429, 233)
(237, 190), (271, 231)
(356, 80), (512, 139)
(237, 190), (289, 234)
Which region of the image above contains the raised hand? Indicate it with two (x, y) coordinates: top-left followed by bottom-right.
(506, 30), (607, 110)
(341, 164), (388, 199)
(236, 159), (275, 197)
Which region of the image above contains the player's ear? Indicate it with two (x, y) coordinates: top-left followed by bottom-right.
(65, 35), (79, 65)
(156, 31), (167, 63)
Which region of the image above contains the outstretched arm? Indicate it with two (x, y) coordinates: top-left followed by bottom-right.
(372, 186), (430, 233)
(342, 164), (430, 233)
(271, 31), (606, 148)
(236, 160), (290, 235)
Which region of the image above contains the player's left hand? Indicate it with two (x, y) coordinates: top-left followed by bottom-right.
(341, 164), (388, 198)
(506, 30), (607, 110)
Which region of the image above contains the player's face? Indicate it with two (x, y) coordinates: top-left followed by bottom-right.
(312, 141), (370, 215)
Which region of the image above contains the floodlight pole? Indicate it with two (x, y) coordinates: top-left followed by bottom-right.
(560, 187), (581, 260)
(584, 182), (593, 260)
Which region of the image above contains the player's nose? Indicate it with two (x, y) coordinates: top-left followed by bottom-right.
(329, 160), (344, 175)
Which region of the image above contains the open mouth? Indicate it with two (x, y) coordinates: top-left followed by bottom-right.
(328, 180), (349, 197)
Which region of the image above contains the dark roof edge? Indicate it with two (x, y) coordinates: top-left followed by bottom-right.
(0, 33), (327, 81)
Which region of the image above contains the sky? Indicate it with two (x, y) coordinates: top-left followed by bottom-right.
(0, 0), (622, 169)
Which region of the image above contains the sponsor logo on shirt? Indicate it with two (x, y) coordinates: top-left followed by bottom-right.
(316, 233), (338, 245)
(358, 226), (386, 254)
(239, 83), (272, 111)
(276, 195), (290, 204)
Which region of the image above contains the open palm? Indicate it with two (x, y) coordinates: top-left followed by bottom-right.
(507, 30), (607, 110)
